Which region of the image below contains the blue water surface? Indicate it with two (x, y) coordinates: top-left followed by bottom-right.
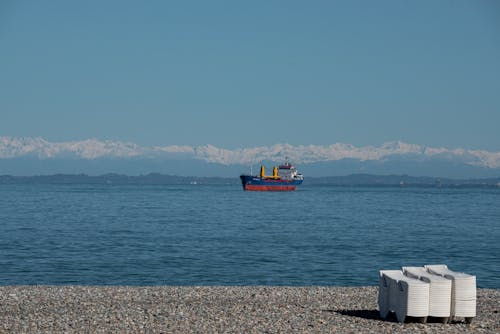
(0, 184), (498, 287)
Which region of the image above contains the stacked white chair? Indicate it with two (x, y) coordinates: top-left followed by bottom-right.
(378, 270), (430, 323)
(425, 264), (476, 323)
(402, 266), (452, 323)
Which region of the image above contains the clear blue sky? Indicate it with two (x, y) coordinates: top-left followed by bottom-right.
(1, 1), (499, 150)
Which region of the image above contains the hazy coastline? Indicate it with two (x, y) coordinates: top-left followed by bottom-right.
(1, 173), (500, 188)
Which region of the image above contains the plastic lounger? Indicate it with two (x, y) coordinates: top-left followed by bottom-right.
(424, 264), (476, 323)
(379, 270), (430, 323)
(403, 266), (451, 322)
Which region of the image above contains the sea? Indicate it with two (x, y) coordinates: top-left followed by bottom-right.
(0, 183), (498, 288)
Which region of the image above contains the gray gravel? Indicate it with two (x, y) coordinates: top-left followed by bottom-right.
(0, 286), (498, 333)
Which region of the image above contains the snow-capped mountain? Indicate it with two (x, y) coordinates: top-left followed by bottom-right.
(193, 142), (500, 169)
(1, 136), (500, 177)
(0, 137), (144, 159)
(0, 137), (194, 159)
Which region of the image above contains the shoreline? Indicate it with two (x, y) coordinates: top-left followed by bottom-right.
(1, 286), (498, 333)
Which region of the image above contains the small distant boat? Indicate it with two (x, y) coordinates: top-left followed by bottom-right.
(240, 161), (303, 191)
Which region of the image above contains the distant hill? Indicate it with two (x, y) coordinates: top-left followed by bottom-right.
(0, 173), (237, 185)
(306, 174), (500, 187)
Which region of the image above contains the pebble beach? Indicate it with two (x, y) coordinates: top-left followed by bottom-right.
(0, 286), (498, 333)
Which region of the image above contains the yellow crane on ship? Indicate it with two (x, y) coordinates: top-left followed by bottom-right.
(260, 165), (280, 179)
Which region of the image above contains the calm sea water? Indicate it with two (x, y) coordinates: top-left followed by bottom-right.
(0, 184), (498, 288)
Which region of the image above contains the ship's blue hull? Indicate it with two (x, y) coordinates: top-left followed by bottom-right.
(240, 175), (303, 191)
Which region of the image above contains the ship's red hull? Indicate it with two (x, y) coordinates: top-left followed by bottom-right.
(243, 184), (297, 191)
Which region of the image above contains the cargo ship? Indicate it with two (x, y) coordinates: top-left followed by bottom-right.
(240, 162), (304, 191)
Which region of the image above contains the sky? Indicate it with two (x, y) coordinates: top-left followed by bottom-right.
(1, 1), (499, 150)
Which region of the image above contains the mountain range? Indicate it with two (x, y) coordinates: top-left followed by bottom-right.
(1, 136), (500, 178)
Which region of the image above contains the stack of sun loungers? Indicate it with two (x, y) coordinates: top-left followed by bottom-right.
(378, 265), (476, 324)
(402, 266), (451, 323)
(425, 264), (476, 323)
(378, 270), (430, 323)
